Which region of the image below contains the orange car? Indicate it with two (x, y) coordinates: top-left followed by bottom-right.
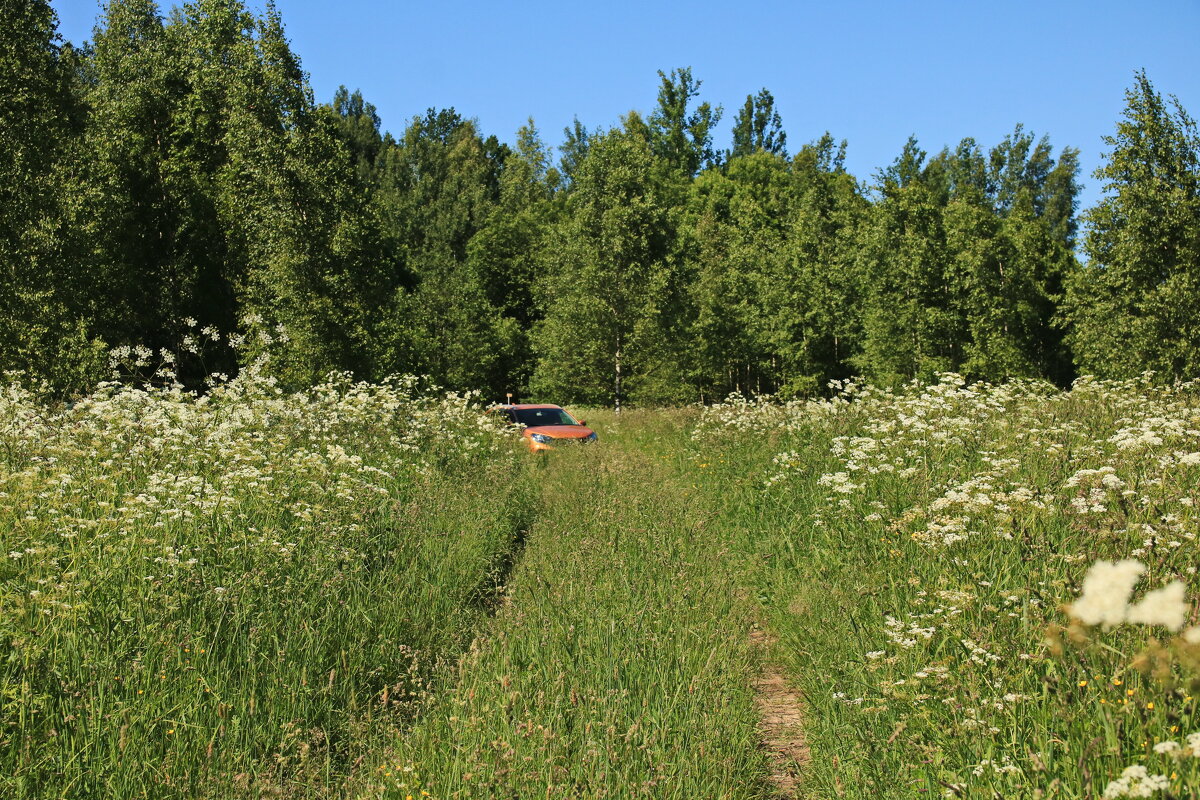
(492, 404), (598, 452)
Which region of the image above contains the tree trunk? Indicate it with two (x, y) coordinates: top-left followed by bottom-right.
(614, 334), (622, 414)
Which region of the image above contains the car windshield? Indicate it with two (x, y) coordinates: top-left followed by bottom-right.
(511, 407), (576, 427)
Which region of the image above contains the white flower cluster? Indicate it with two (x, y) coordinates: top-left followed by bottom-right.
(1109, 415), (1192, 451)
(1102, 764), (1169, 798)
(1151, 731), (1200, 756)
(692, 390), (840, 441)
(971, 756), (1020, 777)
(1064, 465), (1126, 490)
(960, 638), (1001, 666)
(695, 373), (1200, 796)
(816, 471), (863, 495)
(1070, 559), (1190, 631)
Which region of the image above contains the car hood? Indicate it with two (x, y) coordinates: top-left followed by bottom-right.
(523, 424), (594, 438)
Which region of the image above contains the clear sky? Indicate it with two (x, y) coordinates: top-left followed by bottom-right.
(49, 0), (1199, 212)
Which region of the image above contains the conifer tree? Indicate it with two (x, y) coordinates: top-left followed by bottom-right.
(331, 86), (385, 183)
(648, 67), (722, 178)
(559, 116), (590, 185)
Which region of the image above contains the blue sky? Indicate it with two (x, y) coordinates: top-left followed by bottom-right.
(50, 0), (1199, 212)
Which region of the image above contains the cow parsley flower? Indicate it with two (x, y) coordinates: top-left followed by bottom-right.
(1071, 560), (1145, 629)
(1126, 581), (1189, 631)
(1102, 764), (1168, 797)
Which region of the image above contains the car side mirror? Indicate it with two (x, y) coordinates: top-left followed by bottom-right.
(578, 419), (587, 426)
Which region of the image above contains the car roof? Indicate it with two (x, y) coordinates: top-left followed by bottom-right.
(497, 403), (563, 410)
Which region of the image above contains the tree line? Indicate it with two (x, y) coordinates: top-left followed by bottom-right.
(3, 0), (1199, 404)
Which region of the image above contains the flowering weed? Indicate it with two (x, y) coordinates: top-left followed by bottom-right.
(693, 374), (1200, 797)
(0, 369), (535, 798)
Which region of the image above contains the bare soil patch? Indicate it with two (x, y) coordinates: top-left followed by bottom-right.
(750, 629), (810, 798)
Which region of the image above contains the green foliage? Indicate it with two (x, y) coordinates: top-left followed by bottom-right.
(729, 87), (787, 159)
(330, 85), (385, 183)
(46, 0), (394, 389)
(680, 137), (865, 400)
(648, 66), (723, 178)
(1064, 72), (1200, 381)
(0, 0), (101, 389)
(682, 150), (793, 398)
(4, 3), (1187, 402)
(532, 128), (696, 410)
(558, 115), (590, 184)
(769, 136), (864, 395)
(530, 129), (678, 408)
(855, 129), (1079, 386)
(370, 109), (519, 395)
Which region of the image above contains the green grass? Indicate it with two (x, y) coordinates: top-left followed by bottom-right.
(690, 377), (1200, 798)
(371, 410), (772, 799)
(1, 377), (538, 799)
(10, 376), (1200, 799)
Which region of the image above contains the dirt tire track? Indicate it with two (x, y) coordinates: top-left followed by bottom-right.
(751, 629), (810, 798)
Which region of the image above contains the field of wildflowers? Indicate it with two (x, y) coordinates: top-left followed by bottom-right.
(12, 365), (1200, 799)
(1, 367), (536, 798)
(692, 374), (1200, 798)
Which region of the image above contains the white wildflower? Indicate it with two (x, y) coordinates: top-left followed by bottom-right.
(1070, 560), (1144, 628)
(1102, 764), (1169, 797)
(1102, 472), (1126, 489)
(1126, 581), (1189, 631)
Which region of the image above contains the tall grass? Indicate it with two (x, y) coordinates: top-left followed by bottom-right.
(16, 371), (1200, 799)
(1, 371), (536, 799)
(372, 410), (772, 800)
(692, 376), (1200, 798)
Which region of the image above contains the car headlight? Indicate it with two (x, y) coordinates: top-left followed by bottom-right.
(530, 433), (553, 444)
(585, 432), (598, 441)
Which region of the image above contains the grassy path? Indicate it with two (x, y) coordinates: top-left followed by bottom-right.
(369, 411), (780, 799)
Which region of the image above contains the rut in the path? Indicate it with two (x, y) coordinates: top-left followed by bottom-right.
(750, 629), (810, 798)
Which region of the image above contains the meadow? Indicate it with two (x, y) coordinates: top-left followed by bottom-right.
(0, 368), (537, 798)
(690, 375), (1200, 798)
(5, 371), (1200, 798)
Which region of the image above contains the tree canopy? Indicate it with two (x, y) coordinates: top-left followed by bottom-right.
(3, 4), (1196, 404)
(1063, 71), (1200, 381)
